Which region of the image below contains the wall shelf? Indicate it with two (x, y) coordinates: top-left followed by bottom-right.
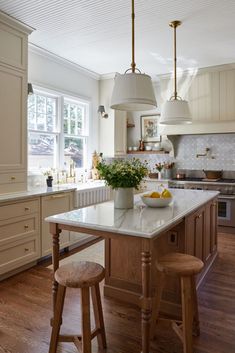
(127, 150), (169, 154)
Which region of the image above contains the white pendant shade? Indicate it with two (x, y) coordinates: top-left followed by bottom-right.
(160, 99), (192, 125)
(110, 73), (157, 111)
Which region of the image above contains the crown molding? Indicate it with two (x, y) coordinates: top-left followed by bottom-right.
(0, 10), (34, 34)
(100, 72), (116, 80)
(29, 43), (101, 80)
(157, 62), (235, 80)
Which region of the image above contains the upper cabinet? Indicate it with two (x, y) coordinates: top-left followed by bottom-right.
(0, 12), (33, 193)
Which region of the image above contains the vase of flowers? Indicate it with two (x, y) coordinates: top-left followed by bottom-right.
(155, 163), (164, 180)
(97, 158), (148, 209)
(43, 169), (54, 187)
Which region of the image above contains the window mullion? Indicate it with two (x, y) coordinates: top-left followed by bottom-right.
(58, 96), (64, 169)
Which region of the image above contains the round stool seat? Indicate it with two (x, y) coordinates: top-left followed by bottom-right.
(156, 253), (204, 276)
(55, 261), (105, 288)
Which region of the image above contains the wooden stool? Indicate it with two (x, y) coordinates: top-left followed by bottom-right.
(49, 261), (106, 353)
(153, 253), (204, 353)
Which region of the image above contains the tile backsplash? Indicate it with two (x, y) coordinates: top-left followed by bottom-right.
(175, 134), (235, 171)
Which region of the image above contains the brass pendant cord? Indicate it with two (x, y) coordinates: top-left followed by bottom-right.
(131, 0), (136, 73)
(169, 20), (181, 100)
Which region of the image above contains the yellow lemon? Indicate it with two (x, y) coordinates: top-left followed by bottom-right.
(161, 189), (172, 198)
(150, 191), (161, 198)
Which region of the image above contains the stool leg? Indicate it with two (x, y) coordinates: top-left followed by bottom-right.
(191, 276), (200, 336)
(91, 283), (107, 348)
(150, 271), (165, 339)
(49, 284), (66, 353)
(181, 276), (193, 353)
(81, 287), (92, 353)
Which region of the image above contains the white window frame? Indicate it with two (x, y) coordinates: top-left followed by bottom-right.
(28, 85), (90, 173)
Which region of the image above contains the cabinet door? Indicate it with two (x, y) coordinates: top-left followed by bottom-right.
(219, 69), (235, 121)
(41, 192), (72, 256)
(114, 111), (127, 156)
(0, 66), (26, 172)
(186, 207), (205, 261)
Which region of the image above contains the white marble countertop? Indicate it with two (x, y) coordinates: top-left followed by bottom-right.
(0, 185), (77, 203)
(45, 189), (219, 239)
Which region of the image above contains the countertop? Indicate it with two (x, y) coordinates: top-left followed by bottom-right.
(0, 185), (77, 203)
(45, 189), (219, 239)
(0, 180), (108, 204)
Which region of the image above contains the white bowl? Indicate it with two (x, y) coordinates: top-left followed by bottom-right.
(141, 195), (173, 208)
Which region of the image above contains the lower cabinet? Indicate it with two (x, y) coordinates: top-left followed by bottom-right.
(0, 198), (40, 276)
(185, 198), (217, 262)
(41, 191), (73, 257)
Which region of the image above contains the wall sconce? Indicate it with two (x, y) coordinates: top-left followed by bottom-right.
(28, 83), (34, 95)
(98, 105), (108, 118)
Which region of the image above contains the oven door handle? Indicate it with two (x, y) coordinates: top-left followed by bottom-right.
(218, 195), (235, 200)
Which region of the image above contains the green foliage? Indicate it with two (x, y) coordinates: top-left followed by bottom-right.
(97, 158), (148, 189)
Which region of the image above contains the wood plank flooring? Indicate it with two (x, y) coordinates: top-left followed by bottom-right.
(0, 233), (235, 353)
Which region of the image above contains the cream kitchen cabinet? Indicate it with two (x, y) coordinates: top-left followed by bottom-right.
(0, 12), (32, 193)
(114, 111), (127, 156)
(0, 198), (40, 276)
(41, 191), (73, 256)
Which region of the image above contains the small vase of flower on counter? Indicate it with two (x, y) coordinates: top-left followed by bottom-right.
(97, 158), (148, 209)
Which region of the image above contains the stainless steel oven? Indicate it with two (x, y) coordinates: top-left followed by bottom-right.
(217, 195), (235, 227)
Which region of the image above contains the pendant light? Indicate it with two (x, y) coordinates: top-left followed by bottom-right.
(110, 0), (157, 111)
(160, 21), (191, 125)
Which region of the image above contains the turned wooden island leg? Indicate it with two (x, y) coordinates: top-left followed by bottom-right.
(141, 244), (152, 353)
(50, 223), (61, 324)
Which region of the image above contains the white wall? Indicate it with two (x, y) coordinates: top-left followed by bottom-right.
(28, 49), (99, 168)
(98, 78), (115, 156)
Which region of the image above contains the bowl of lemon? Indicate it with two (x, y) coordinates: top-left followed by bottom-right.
(141, 189), (173, 208)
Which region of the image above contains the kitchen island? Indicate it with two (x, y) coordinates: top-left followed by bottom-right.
(46, 189), (219, 353)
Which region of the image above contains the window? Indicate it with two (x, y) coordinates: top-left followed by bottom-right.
(28, 88), (89, 172)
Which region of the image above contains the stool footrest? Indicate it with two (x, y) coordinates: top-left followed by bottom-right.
(58, 327), (102, 343)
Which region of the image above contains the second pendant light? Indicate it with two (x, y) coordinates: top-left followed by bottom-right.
(160, 21), (191, 125)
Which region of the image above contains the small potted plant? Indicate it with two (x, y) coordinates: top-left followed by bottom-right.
(97, 158), (148, 209)
(43, 169), (54, 187)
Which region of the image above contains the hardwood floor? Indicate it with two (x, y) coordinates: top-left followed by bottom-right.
(0, 233), (235, 353)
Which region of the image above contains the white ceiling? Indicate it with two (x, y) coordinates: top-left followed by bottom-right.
(1, 0), (235, 78)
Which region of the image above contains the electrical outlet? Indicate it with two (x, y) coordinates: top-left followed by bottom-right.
(168, 231), (178, 246)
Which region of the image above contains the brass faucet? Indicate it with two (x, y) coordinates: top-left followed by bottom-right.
(196, 147), (212, 159)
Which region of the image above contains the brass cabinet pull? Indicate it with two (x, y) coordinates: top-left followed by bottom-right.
(24, 225), (29, 229)
(197, 214), (202, 219)
(10, 176), (16, 181)
(50, 194), (67, 200)
(24, 207), (30, 211)
(24, 248), (29, 252)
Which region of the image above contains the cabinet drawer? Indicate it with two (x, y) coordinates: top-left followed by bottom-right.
(0, 214), (39, 246)
(0, 236), (39, 275)
(0, 172), (25, 185)
(0, 199), (39, 221)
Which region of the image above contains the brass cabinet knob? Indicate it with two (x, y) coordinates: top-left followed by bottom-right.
(24, 207), (30, 211)
(10, 176), (16, 181)
(24, 248), (29, 252)
(24, 225), (29, 229)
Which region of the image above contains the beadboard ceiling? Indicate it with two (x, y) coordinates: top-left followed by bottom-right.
(1, 0), (235, 78)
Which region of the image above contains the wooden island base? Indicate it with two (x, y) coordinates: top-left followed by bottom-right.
(103, 197), (218, 317)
